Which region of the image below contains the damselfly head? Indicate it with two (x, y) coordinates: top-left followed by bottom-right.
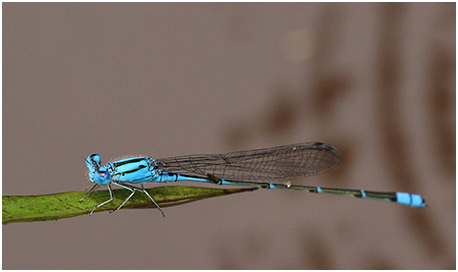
(86, 154), (112, 185)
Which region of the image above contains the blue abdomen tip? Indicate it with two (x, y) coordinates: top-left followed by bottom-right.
(396, 192), (426, 208)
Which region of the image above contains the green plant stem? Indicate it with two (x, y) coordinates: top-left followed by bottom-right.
(2, 186), (257, 224)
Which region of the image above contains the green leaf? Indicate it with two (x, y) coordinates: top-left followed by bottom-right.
(2, 186), (257, 224)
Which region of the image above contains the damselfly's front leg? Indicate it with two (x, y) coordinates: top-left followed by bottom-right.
(79, 184), (98, 202)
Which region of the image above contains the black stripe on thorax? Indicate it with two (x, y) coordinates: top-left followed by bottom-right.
(115, 164), (148, 177)
(113, 158), (146, 167)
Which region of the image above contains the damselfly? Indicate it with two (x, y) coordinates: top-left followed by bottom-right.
(81, 142), (426, 216)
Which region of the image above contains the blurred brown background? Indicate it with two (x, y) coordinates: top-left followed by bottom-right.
(3, 3), (455, 269)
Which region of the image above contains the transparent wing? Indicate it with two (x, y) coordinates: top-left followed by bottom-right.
(154, 142), (341, 183)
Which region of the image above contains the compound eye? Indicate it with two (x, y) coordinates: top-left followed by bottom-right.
(88, 153), (101, 163)
(86, 153), (102, 170)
